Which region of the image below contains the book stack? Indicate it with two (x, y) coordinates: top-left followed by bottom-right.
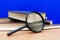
(0, 11), (53, 30)
(8, 11), (52, 25)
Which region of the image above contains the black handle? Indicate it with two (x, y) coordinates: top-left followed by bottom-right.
(7, 26), (26, 36)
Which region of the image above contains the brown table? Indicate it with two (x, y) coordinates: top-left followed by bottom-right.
(0, 28), (60, 40)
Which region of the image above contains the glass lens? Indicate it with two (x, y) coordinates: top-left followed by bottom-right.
(27, 13), (44, 32)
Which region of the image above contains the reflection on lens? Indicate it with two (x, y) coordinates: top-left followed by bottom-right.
(27, 13), (44, 32)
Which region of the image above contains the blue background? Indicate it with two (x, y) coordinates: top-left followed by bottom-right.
(0, 0), (60, 24)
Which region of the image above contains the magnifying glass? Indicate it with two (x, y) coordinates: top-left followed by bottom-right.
(7, 11), (45, 36)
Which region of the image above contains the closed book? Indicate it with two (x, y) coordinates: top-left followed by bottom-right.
(8, 11), (46, 22)
(0, 22), (60, 30)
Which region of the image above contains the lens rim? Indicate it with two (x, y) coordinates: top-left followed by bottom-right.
(25, 11), (45, 33)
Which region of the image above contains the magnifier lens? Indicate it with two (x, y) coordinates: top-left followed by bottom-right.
(27, 13), (44, 32)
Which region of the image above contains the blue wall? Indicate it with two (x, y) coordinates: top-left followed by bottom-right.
(42, 0), (60, 24)
(0, 0), (60, 24)
(0, 0), (43, 17)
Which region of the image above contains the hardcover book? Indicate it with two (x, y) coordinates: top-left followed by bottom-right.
(8, 11), (46, 21)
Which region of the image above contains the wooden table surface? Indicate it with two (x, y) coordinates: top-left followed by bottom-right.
(0, 29), (60, 40)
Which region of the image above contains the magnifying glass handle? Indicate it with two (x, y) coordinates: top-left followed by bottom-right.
(7, 26), (26, 36)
